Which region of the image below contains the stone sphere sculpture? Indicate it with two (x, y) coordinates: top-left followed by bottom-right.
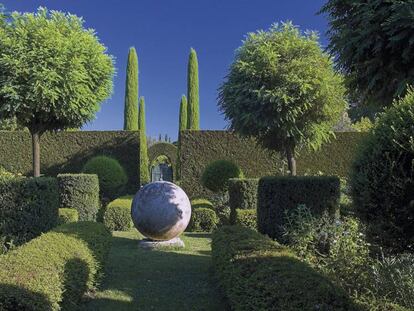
(131, 181), (191, 241)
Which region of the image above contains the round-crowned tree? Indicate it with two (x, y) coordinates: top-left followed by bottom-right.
(83, 156), (128, 200)
(0, 8), (114, 177)
(201, 160), (243, 193)
(350, 89), (414, 253)
(218, 22), (346, 175)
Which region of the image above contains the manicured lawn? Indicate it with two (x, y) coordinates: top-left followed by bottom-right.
(82, 230), (227, 311)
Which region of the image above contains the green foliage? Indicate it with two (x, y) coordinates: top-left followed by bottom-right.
(218, 22), (346, 173)
(104, 196), (133, 231)
(179, 95), (188, 131)
(228, 178), (258, 223)
(212, 226), (357, 311)
(57, 174), (100, 221)
(350, 90), (414, 252)
(0, 166), (17, 182)
(83, 155), (128, 199)
(0, 222), (111, 311)
(187, 208), (218, 232)
(139, 97), (150, 185)
(187, 48), (200, 130)
(0, 177), (59, 248)
(148, 142), (177, 179)
(352, 117), (374, 132)
(201, 160), (243, 193)
(58, 208), (79, 225)
(191, 198), (214, 209)
(124, 47), (139, 131)
(257, 176), (340, 241)
(233, 209), (257, 230)
(0, 117), (26, 131)
(321, 0), (414, 108)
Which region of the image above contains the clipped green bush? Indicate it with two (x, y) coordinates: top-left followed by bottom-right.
(0, 177), (59, 247)
(257, 176), (340, 241)
(103, 196), (133, 231)
(212, 226), (356, 311)
(201, 159), (243, 193)
(57, 208), (79, 225)
(351, 91), (414, 252)
(191, 198), (214, 209)
(82, 155), (128, 199)
(229, 178), (258, 224)
(57, 174), (100, 221)
(0, 222), (111, 311)
(187, 208), (218, 232)
(234, 209), (257, 230)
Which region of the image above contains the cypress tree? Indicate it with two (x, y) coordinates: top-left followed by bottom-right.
(123, 47), (139, 130)
(138, 97), (150, 185)
(179, 95), (188, 131)
(187, 48), (200, 130)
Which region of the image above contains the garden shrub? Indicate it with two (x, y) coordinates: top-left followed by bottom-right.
(211, 225), (357, 311)
(57, 208), (79, 225)
(187, 208), (218, 232)
(191, 198), (214, 209)
(103, 196), (133, 231)
(0, 177), (59, 248)
(229, 178), (258, 224)
(234, 209), (257, 230)
(351, 91), (414, 252)
(58, 174), (100, 221)
(82, 155), (128, 199)
(257, 176), (340, 241)
(201, 159), (243, 193)
(0, 222), (111, 311)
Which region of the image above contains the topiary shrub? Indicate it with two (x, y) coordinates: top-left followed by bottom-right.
(187, 208), (218, 232)
(201, 160), (243, 193)
(351, 90), (414, 252)
(103, 196), (133, 231)
(211, 226), (357, 311)
(57, 174), (100, 221)
(229, 178), (258, 224)
(257, 176), (340, 241)
(0, 222), (111, 311)
(82, 155), (128, 199)
(0, 177), (59, 248)
(234, 209), (257, 230)
(58, 208), (79, 225)
(191, 198), (214, 209)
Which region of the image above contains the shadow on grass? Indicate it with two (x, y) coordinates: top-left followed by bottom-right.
(0, 284), (53, 311)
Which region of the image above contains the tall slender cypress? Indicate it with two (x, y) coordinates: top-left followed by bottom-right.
(187, 48), (200, 130)
(123, 47), (139, 130)
(179, 95), (188, 131)
(138, 97), (150, 185)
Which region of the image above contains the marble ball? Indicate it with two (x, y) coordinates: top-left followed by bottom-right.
(131, 181), (191, 241)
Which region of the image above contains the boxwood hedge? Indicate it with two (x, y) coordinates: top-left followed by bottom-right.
(233, 209), (257, 230)
(103, 196), (133, 231)
(187, 208), (218, 232)
(57, 208), (79, 225)
(229, 178), (258, 224)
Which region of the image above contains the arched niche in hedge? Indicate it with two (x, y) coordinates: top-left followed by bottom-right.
(148, 142), (178, 180)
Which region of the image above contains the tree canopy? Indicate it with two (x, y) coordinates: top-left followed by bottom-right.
(218, 22), (346, 175)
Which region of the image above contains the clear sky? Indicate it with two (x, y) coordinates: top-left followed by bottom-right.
(2, 0), (328, 140)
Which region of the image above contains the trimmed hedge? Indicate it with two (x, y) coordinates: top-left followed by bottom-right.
(0, 177), (59, 247)
(257, 176), (340, 241)
(187, 208), (218, 232)
(103, 196), (133, 231)
(233, 209), (257, 230)
(191, 198), (214, 209)
(0, 222), (111, 311)
(148, 142), (178, 172)
(201, 160), (243, 193)
(58, 174), (100, 221)
(229, 178), (258, 224)
(179, 130), (365, 199)
(58, 208), (79, 225)
(212, 226), (357, 311)
(0, 131), (140, 192)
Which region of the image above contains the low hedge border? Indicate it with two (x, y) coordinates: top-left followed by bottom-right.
(258, 176), (340, 240)
(103, 196), (133, 231)
(233, 209), (257, 231)
(187, 208), (218, 232)
(0, 222), (111, 311)
(212, 226), (357, 311)
(58, 208), (79, 225)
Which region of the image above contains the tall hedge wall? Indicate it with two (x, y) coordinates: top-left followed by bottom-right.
(148, 142), (178, 169)
(0, 131), (140, 192)
(179, 131), (365, 199)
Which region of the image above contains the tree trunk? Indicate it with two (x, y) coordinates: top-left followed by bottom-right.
(286, 145), (297, 176)
(31, 131), (41, 177)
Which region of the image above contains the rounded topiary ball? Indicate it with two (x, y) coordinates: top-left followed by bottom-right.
(350, 90), (414, 252)
(83, 155), (127, 199)
(201, 160), (243, 193)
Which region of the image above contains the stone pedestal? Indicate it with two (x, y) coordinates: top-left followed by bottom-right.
(138, 237), (185, 250)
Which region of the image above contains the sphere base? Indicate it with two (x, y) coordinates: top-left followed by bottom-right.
(138, 237), (185, 250)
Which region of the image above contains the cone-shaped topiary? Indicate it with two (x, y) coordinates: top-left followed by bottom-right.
(123, 47), (139, 130)
(139, 97), (150, 185)
(187, 48), (200, 130)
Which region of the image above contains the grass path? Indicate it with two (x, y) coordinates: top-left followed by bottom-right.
(82, 230), (227, 311)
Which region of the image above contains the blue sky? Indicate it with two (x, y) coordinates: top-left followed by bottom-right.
(2, 0), (328, 140)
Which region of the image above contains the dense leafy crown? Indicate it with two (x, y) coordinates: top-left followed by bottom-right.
(0, 7), (114, 133)
(321, 0), (414, 108)
(218, 22), (346, 154)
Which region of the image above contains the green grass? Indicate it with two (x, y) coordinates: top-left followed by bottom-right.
(81, 230), (227, 311)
